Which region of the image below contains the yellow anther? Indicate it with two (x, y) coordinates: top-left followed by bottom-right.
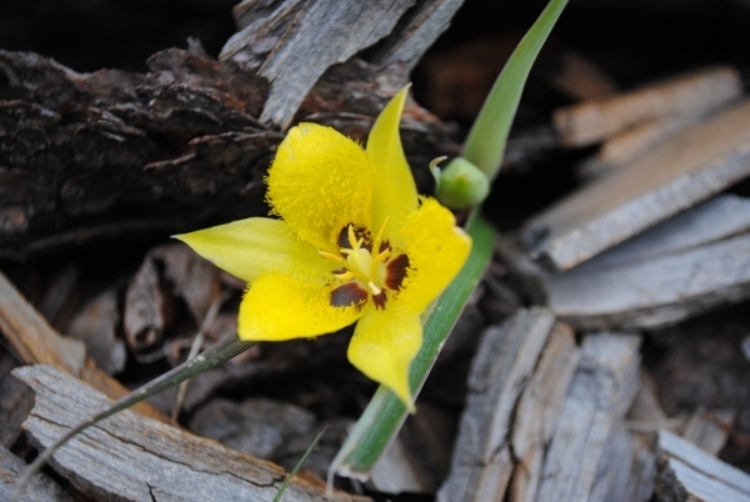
(319, 250), (344, 263)
(367, 281), (382, 295)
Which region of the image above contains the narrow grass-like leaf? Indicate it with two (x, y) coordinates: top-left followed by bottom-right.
(12, 334), (254, 502)
(330, 214), (495, 480)
(273, 425), (328, 502)
(463, 0), (569, 179)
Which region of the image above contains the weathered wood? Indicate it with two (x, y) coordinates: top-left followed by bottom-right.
(519, 196), (750, 329)
(0, 270), (85, 375)
(541, 51), (619, 101)
(553, 66), (742, 147)
(370, 0), (467, 71)
(655, 429), (750, 502)
(438, 308), (556, 502)
(536, 333), (641, 502)
(223, 0), (415, 127)
(578, 112), (704, 181)
(508, 323), (581, 502)
(14, 364), (369, 502)
(0, 348), (34, 448)
(682, 409), (735, 457)
(0, 444), (74, 502)
(523, 100), (750, 271)
(0, 271), (167, 422)
(0, 49), (458, 259)
(67, 288), (126, 375)
(587, 425), (654, 502)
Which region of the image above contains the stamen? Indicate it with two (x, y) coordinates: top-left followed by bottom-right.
(347, 225), (359, 251)
(373, 217), (389, 250)
(367, 281), (382, 295)
(373, 249), (391, 264)
(334, 270), (354, 281)
(319, 250), (344, 263)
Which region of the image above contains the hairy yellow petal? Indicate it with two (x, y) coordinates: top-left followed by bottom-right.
(239, 273), (362, 341)
(367, 86), (418, 235)
(347, 307), (421, 411)
(175, 218), (332, 283)
(267, 123), (374, 251)
(397, 198), (472, 314)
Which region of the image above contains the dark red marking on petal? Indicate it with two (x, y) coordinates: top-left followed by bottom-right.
(379, 240), (391, 253)
(385, 254), (410, 291)
(373, 290), (388, 310)
(332, 267), (348, 275)
(338, 224), (372, 251)
(330, 283), (368, 308)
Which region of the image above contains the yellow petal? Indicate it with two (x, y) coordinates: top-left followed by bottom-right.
(267, 123), (374, 252)
(367, 86), (418, 235)
(396, 197), (472, 314)
(239, 273), (363, 341)
(175, 218), (332, 283)
(347, 306), (421, 411)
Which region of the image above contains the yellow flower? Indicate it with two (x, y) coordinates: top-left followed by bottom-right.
(176, 87), (471, 409)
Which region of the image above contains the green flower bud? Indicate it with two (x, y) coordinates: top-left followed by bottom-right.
(433, 157), (490, 210)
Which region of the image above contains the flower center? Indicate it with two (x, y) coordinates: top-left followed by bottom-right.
(321, 221), (409, 310)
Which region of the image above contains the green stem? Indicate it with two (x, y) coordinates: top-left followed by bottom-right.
(330, 214), (496, 479)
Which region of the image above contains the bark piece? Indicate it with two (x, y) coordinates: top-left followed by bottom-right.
(1, 49), (458, 259)
(524, 100), (750, 271)
(0, 270), (166, 422)
(508, 323), (581, 502)
(536, 333), (642, 502)
(0, 348), (34, 448)
(0, 444), (74, 502)
(150, 243), (222, 324)
(553, 65), (742, 147)
(370, 0), (467, 71)
(222, 0), (415, 127)
(67, 287), (126, 375)
(655, 429), (750, 502)
(682, 410), (735, 457)
(519, 196), (750, 329)
(13, 364), (368, 502)
(541, 51), (619, 101)
(0, 270), (85, 375)
(578, 112), (706, 181)
(587, 424), (655, 502)
(124, 255), (174, 351)
(438, 307), (557, 502)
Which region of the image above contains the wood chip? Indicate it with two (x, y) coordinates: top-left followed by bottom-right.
(0, 270), (167, 422)
(524, 101), (750, 271)
(508, 323), (581, 502)
(124, 255), (174, 351)
(682, 409), (735, 457)
(438, 307), (557, 501)
(0, 444), (74, 502)
(0, 348), (34, 448)
(514, 195), (750, 329)
(542, 51), (619, 101)
(536, 333), (642, 502)
(13, 364), (369, 502)
(222, 0), (415, 127)
(0, 270), (85, 375)
(655, 429), (750, 502)
(67, 288), (126, 375)
(553, 65), (742, 147)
